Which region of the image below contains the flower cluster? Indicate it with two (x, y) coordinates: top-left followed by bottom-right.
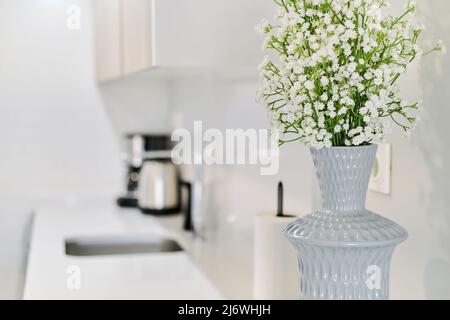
(257, 0), (444, 148)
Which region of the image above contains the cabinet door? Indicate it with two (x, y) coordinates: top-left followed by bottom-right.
(122, 0), (153, 75)
(152, 0), (209, 67)
(152, 0), (274, 68)
(94, 0), (122, 82)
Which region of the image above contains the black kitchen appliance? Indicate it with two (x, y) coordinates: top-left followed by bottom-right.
(116, 133), (172, 208)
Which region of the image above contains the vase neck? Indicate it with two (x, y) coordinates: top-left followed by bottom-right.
(311, 145), (377, 212)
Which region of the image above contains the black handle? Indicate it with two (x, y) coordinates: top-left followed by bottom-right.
(180, 180), (193, 231)
(277, 181), (283, 217)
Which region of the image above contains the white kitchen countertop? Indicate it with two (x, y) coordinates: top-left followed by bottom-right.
(23, 202), (253, 300)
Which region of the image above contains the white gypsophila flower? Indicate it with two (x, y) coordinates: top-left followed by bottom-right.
(437, 40), (447, 55)
(257, 0), (442, 148)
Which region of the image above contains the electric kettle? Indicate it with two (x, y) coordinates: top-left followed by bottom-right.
(138, 156), (193, 230)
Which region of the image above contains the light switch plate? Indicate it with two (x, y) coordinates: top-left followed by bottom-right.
(369, 143), (391, 195)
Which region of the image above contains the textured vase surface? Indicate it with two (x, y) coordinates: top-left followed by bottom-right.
(284, 145), (408, 300)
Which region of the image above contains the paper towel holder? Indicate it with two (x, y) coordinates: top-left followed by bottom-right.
(277, 181), (296, 218)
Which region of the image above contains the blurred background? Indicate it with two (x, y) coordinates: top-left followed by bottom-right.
(0, 0), (449, 299)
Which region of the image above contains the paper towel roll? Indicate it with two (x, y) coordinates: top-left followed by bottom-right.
(253, 212), (299, 300)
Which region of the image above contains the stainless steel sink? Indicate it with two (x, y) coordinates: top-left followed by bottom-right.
(65, 235), (183, 256)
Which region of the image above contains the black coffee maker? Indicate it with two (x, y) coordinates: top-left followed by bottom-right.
(116, 133), (172, 208)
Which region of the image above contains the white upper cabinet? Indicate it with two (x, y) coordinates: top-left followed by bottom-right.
(122, 0), (153, 75)
(94, 0), (122, 82)
(94, 0), (273, 82)
(152, 0), (273, 68)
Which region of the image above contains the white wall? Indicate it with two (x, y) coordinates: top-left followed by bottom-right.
(98, 72), (171, 139)
(0, 0), (122, 298)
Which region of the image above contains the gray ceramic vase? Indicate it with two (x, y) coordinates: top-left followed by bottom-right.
(283, 145), (408, 300)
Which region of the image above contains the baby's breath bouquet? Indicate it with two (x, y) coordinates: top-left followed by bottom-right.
(257, 0), (444, 148)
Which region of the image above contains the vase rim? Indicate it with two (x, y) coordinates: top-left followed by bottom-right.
(310, 144), (378, 151)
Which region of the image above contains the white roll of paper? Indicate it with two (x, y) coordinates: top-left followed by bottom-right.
(253, 212), (299, 300)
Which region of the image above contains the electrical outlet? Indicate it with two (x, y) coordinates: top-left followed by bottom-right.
(369, 144), (391, 195)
